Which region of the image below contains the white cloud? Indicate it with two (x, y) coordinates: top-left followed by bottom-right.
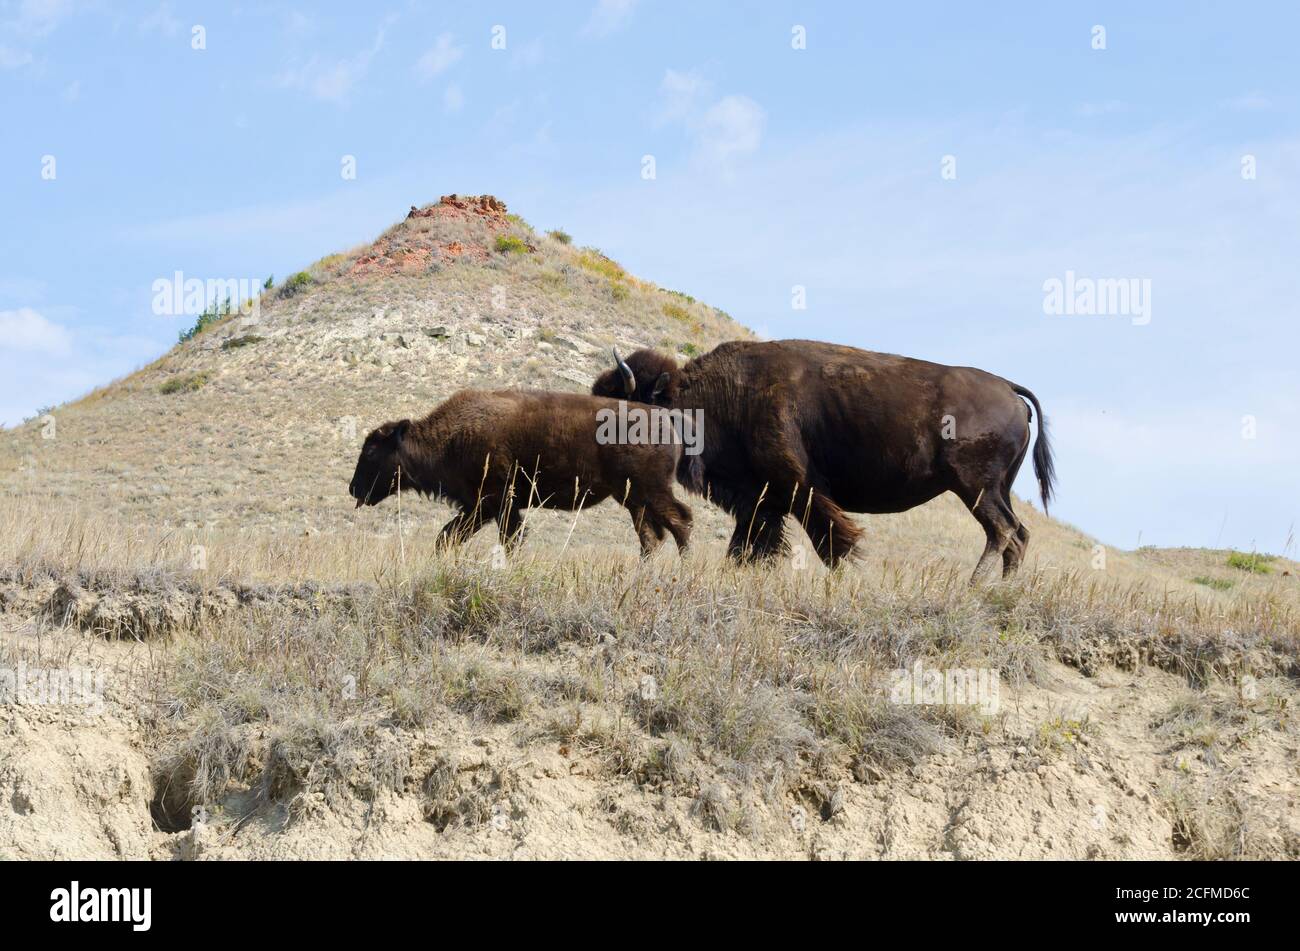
(0, 0), (74, 69)
(698, 95), (765, 162)
(511, 36), (543, 69)
(0, 45), (33, 68)
(4, 0), (75, 40)
(582, 0), (638, 37)
(0, 308), (72, 354)
(443, 82), (464, 113)
(139, 2), (181, 37)
(655, 69), (765, 166)
(656, 68), (708, 125)
(414, 32), (462, 82)
(277, 16), (394, 103)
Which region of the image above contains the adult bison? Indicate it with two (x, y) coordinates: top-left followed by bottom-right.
(349, 389), (692, 556)
(592, 340), (1055, 581)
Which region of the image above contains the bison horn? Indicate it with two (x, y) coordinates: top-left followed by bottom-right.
(612, 347), (635, 397)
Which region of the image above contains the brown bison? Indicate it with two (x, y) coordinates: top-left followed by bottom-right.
(593, 340), (1055, 581)
(348, 389), (692, 555)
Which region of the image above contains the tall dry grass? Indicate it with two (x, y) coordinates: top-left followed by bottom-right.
(1, 494), (1295, 847)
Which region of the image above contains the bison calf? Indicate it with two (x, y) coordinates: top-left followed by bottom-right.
(348, 389), (692, 556)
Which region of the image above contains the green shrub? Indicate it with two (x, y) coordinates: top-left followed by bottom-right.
(177, 300), (226, 343)
(610, 281), (630, 302)
(494, 235), (530, 255)
(221, 334), (264, 351)
(1192, 576), (1234, 591)
(680, 342), (701, 358)
(547, 229), (572, 245)
(278, 271), (313, 299)
(1227, 551), (1275, 574)
(160, 372), (210, 395)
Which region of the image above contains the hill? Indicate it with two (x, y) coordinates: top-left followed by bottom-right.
(1, 197), (1297, 860)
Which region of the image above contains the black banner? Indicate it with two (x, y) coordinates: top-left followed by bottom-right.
(2, 860), (1273, 936)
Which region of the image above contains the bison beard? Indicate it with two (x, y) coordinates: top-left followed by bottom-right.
(347, 390), (693, 557)
(594, 340), (1056, 583)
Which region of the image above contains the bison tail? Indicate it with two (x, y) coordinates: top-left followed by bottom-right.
(1009, 383), (1056, 515)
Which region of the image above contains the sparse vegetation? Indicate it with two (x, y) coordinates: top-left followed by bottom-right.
(278, 271), (313, 299)
(576, 248), (627, 282)
(547, 228), (572, 244)
(221, 334), (264, 351)
(494, 234), (530, 255)
(663, 302), (691, 322)
(1192, 575), (1234, 590)
(177, 300), (227, 343)
(1228, 551), (1275, 574)
(159, 371), (210, 394)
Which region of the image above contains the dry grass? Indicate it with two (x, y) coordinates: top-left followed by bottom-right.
(1, 494), (1296, 847)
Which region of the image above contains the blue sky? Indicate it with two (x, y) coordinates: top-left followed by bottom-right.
(2, 1), (1297, 554)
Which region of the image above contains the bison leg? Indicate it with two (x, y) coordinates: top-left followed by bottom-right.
(968, 492), (1018, 585)
(627, 504), (666, 557)
(646, 494), (692, 554)
(665, 498), (693, 553)
(802, 492), (863, 567)
(1000, 489), (1030, 577)
(727, 499), (787, 563)
(436, 508), (486, 549)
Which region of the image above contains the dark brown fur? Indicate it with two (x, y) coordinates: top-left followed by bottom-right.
(348, 389), (692, 555)
(593, 340), (1055, 581)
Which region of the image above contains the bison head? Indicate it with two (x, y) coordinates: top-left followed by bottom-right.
(348, 419), (411, 507)
(592, 348), (679, 405)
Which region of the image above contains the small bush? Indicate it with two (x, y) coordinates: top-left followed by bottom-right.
(494, 235), (530, 255)
(178, 301), (225, 343)
(221, 334), (264, 351)
(278, 271), (313, 299)
(610, 281), (630, 302)
(680, 342), (701, 358)
(576, 249), (626, 282)
(160, 372), (210, 395)
(1227, 551), (1275, 574)
(662, 302), (690, 322)
(1192, 575), (1234, 591)
(547, 228), (572, 245)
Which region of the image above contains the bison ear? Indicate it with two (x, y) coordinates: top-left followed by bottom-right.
(394, 419), (411, 443)
(651, 372), (671, 401)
